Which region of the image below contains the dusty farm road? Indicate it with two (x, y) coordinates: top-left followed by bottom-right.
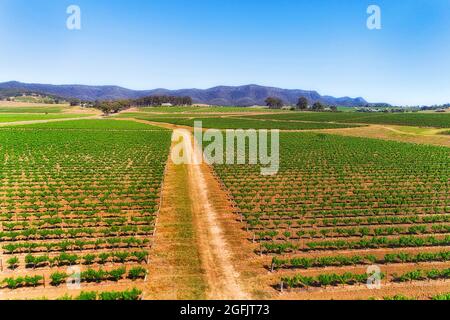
(133, 119), (251, 300)
(178, 129), (250, 299)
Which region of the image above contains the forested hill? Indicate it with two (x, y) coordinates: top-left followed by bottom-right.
(0, 81), (380, 107)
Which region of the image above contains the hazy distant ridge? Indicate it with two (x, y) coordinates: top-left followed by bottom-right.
(0, 81), (377, 107)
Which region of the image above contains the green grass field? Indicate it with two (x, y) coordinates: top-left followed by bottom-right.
(0, 104), (448, 300)
(136, 106), (285, 113)
(13, 119), (167, 130)
(207, 132), (450, 292)
(120, 115), (362, 130)
(0, 114), (93, 123)
(0, 106), (65, 113)
(0, 118), (171, 296)
(116, 112), (225, 119)
(244, 112), (450, 128)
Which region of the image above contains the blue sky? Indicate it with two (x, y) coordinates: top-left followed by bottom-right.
(1, 0), (449, 105)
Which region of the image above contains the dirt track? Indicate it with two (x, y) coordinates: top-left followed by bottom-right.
(144, 151), (207, 300)
(182, 130), (249, 299)
(136, 119), (250, 300)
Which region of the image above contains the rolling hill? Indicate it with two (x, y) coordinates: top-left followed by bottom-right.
(0, 81), (379, 107)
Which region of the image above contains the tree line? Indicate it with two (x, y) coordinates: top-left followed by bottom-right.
(71, 95), (193, 114)
(265, 96), (338, 112)
(133, 95), (192, 107)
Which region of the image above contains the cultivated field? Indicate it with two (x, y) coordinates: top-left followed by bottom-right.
(0, 119), (171, 300)
(115, 114), (363, 130)
(244, 112), (450, 128)
(134, 106), (285, 113)
(119, 108), (450, 300)
(0, 106), (64, 114)
(0, 105), (449, 300)
(207, 132), (450, 299)
(0, 100), (99, 111)
(0, 102), (99, 127)
(0, 114), (93, 123)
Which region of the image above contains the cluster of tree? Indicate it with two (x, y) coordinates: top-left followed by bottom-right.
(299, 98), (338, 112)
(363, 103), (391, 108)
(296, 97), (309, 110)
(133, 95), (192, 107)
(383, 108), (407, 113)
(94, 100), (132, 115)
(87, 95), (193, 114)
(265, 97), (284, 109)
(69, 99), (82, 106)
(356, 108), (404, 113)
(265, 96), (337, 112)
(420, 104), (450, 111)
(356, 107), (436, 113)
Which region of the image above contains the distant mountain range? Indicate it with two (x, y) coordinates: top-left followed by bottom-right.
(0, 81), (385, 107)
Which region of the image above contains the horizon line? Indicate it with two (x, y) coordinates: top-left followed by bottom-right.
(0, 79), (391, 105)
